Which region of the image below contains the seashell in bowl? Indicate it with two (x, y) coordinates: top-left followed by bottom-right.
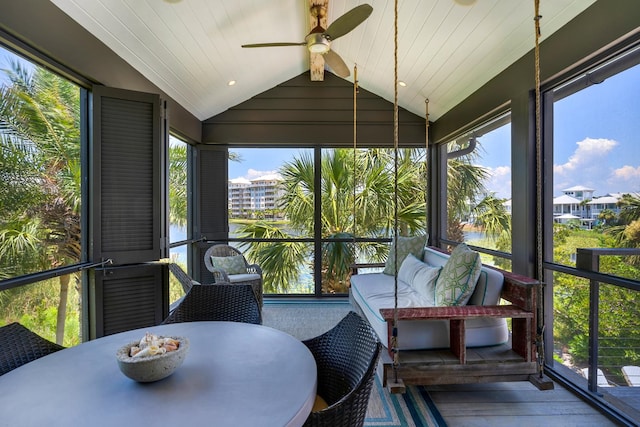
(116, 336), (189, 382)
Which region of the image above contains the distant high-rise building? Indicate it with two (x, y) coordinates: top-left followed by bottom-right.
(228, 173), (284, 218)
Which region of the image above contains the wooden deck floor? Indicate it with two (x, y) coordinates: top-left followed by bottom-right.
(425, 381), (621, 427)
(262, 301), (635, 425)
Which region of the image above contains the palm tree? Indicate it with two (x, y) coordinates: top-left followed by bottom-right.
(473, 194), (511, 239)
(239, 148), (428, 293)
(618, 193), (640, 225)
(169, 143), (187, 228)
(0, 61), (81, 344)
(598, 209), (617, 227)
(446, 157), (489, 242)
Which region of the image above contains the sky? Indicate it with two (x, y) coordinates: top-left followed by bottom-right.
(552, 63), (640, 197)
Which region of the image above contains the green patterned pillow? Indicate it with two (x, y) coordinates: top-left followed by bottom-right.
(383, 234), (427, 276)
(211, 255), (246, 275)
(435, 243), (481, 306)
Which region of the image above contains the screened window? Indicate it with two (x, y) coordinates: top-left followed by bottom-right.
(445, 113), (512, 269)
(0, 48), (82, 277)
(547, 44), (640, 415)
(0, 45), (83, 345)
(228, 148), (314, 295)
(169, 135), (188, 259)
(552, 46), (640, 273)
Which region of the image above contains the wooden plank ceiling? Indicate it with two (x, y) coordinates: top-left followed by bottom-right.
(49, 0), (596, 121)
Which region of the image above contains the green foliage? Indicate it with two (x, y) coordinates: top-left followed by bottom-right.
(0, 276), (81, 347)
(1, 56), (82, 345)
(169, 144), (188, 227)
(552, 229), (640, 374)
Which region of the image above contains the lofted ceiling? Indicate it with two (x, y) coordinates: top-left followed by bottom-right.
(49, 0), (595, 121)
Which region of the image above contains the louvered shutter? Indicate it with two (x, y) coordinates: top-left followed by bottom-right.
(194, 146), (228, 281)
(90, 264), (166, 338)
(92, 86), (163, 264)
(89, 87), (167, 338)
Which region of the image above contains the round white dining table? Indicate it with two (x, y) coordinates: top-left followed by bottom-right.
(0, 321), (317, 427)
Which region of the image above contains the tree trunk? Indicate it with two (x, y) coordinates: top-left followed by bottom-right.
(56, 274), (70, 345)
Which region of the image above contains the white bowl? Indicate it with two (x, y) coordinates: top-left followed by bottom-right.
(116, 336), (189, 382)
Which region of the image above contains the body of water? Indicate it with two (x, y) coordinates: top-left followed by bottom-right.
(169, 224), (487, 293)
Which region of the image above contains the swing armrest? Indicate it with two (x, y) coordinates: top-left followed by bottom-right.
(498, 270), (540, 311)
(379, 304), (534, 321)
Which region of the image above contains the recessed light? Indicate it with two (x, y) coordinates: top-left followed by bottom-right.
(228, 80), (237, 86)
(398, 81), (407, 87)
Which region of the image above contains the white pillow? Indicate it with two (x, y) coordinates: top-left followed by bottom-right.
(398, 254), (441, 304)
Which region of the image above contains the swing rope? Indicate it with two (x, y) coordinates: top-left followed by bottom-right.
(391, 0), (400, 382)
(425, 99), (430, 232)
(533, 0), (546, 379)
(353, 64), (358, 241)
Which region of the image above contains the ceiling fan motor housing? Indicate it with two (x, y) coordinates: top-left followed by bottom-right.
(306, 33), (330, 53)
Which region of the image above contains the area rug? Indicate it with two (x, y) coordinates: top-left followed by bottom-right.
(263, 301), (448, 427)
(365, 377), (447, 427)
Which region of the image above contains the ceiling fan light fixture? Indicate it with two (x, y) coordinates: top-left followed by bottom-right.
(306, 33), (330, 54)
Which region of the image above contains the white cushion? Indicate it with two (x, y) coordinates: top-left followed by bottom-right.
(350, 272), (508, 350)
(398, 254), (441, 305)
(227, 273), (261, 283)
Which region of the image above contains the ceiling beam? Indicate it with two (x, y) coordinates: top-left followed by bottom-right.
(309, 0), (328, 81)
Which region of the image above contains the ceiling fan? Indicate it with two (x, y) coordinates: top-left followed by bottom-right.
(241, 3), (373, 78)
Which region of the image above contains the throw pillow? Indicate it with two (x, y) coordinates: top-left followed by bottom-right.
(435, 243), (481, 306)
(210, 255), (246, 275)
(383, 234), (427, 276)
(398, 254), (441, 304)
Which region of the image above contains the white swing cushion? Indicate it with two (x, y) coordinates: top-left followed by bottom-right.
(350, 247), (508, 350)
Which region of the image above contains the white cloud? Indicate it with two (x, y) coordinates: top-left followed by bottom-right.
(608, 165), (640, 188)
(245, 169), (278, 179)
(611, 165), (640, 180)
(485, 166), (511, 199)
(553, 137), (624, 194)
(554, 137), (618, 175)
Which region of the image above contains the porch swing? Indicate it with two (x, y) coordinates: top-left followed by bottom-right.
(349, 0), (553, 391)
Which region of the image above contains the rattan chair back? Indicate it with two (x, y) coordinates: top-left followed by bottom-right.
(0, 322), (65, 376)
(162, 283), (261, 325)
(302, 311), (382, 427)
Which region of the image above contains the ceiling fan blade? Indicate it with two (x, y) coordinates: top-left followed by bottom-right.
(324, 4), (373, 41)
(324, 50), (350, 78)
(241, 42), (305, 48)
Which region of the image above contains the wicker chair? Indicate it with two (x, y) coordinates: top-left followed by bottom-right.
(168, 262), (202, 294)
(0, 322), (65, 376)
(302, 311), (382, 427)
(204, 244), (263, 308)
(162, 283), (261, 325)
